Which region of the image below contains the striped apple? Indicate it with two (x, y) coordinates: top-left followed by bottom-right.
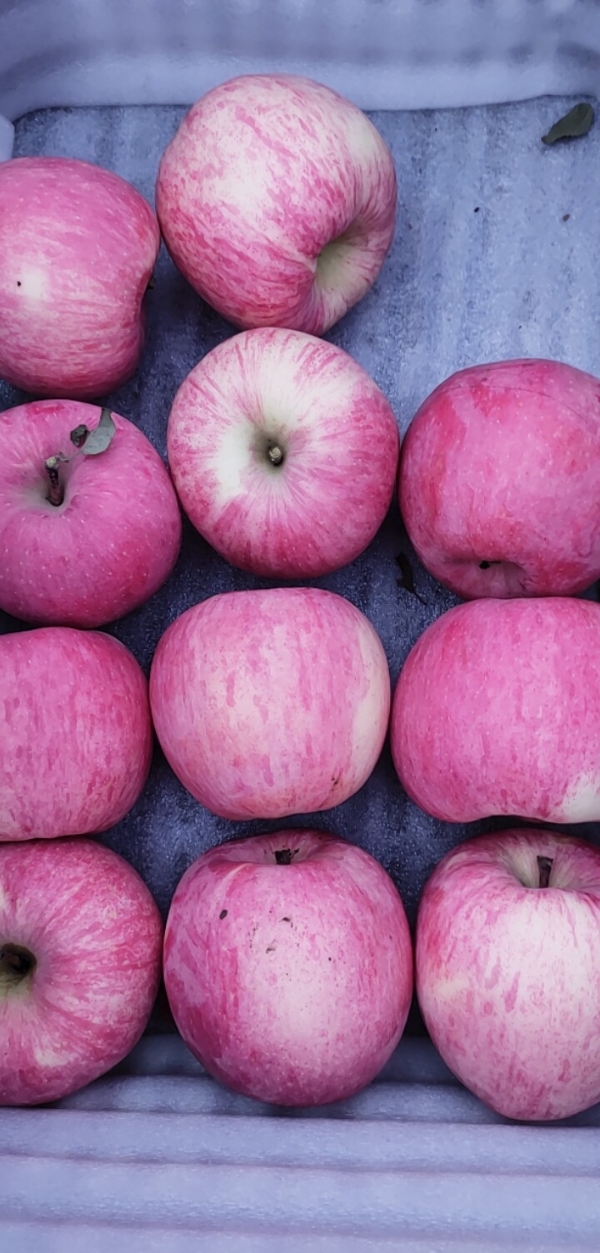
(156, 74), (397, 334)
(167, 327), (399, 578)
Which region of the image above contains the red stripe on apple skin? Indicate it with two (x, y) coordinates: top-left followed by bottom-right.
(391, 597), (600, 825)
(0, 399), (182, 628)
(0, 156), (159, 398)
(416, 830), (600, 1121)
(149, 588), (391, 821)
(164, 830), (413, 1107)
(0, 838), (162, 1106)
(167, 327), (399, 579)
(156, 74), (396, 334)
(0, 627), (152, 840)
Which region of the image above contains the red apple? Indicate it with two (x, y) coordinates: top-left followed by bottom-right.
(417, 830), (600, 1121)
(0, 156), (159, 398)
(0, 399), (182, 627)
(164, 830), (413, 1106)
(167, 327), (399, 578)
(156, 74), (396, 334)
(0, 626), (152, 840)
(150, 588), (390, 820)
(0, 838), (162, 1105)
(399, 358), (600, 598)
(391, 597), (600, 824)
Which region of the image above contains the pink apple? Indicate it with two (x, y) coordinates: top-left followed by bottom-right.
(0, 837), (162, 1105)
(417, 829), (600, 1121)
(0, 399), (182, 627)
(164, 829), (413, 1106)
(155, 74), (396, 334)
(150, 587), (390, 820)
(167, 327), (399, 578)
(0, 626), (152, 840)
(0, 156), (159, 397)
(399, 358), (600, 598)
(391, 597), (600, 824)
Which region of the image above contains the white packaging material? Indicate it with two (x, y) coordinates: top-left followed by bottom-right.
(0, 0), (600, 124)
(1, 4), (600, 1249)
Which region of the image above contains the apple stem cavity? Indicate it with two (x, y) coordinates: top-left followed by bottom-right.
(537, 855), (554, 889)
(274, 848), (300, 865)
(0, 942), (37, 989)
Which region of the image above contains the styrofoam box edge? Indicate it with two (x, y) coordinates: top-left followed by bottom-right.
(1, 0), (600, 122)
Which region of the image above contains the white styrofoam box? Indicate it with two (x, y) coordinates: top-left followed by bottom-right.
(2, 6), (600, 1250)
(2, 85), (600, 1252)
(1, 1035), (600, 1251)
(0, 0), (600, 128)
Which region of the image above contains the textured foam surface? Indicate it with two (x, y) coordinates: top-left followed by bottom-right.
(2, 1034), (600, 1250)
(2, 98), (599, 926)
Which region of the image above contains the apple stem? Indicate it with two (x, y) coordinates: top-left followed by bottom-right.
(267, 444), (284, 466)
(45, 456), (64, 507)
(537, 855), (553, 889)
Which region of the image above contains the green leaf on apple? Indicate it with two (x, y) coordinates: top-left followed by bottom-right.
(542, 103), (594, 145)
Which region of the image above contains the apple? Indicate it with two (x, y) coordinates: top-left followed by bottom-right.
(0, 399), (182, 627)
(0, 626), (152, 840)
(0, 156), (159, 398)
(164, 829), (413, 1106)
(391, 596), (600, 824)
(0, 837), (162, 1105)
(399, 358), (600, 598)
(167, 327), (399, 578)
(155, 74), (396, 335)
(149, 587), (390, 820)
(417, 829), (600, 1121)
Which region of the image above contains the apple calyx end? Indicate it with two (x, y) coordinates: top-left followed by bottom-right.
(537, 855), (554, 889)
(0, 942), (37, 990)
(253, 429), (286, 471)
(267, 443), (284, 467)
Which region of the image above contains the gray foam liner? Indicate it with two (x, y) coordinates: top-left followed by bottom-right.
(4, 97), (600, 925)
(2, 98), (600, 1250)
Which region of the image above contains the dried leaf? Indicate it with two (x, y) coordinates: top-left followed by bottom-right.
(395, 552), (426, 605)
(70, 407), (116, 457)
(542, 103), (594, 145)
(70, 424), (89, 449)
